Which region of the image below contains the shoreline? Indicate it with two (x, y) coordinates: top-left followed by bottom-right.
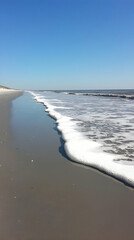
(39, 101), (134, 189)
(48, 109), (134, 189)
(30, 91), (134, 188)
(1, 91), (134, 239)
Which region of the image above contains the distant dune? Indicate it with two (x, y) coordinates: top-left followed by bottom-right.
(0, 85), (11, 90)
(0, 85), (21, 93)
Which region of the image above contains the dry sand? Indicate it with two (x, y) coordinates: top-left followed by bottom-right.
(0, 92), (134, 240)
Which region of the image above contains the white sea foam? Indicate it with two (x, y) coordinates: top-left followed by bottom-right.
(29, 91), (134, 187)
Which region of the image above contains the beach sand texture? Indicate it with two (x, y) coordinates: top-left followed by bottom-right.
(0, 92), (134, 240)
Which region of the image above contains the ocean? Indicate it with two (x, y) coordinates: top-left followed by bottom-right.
(29, 90), (134, 187)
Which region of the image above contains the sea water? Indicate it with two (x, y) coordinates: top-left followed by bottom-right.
(29, 90), (134, 187)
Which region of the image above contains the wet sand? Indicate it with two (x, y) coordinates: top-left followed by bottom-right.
(0, 91), (23, 239)
(0, 92), (134, 240)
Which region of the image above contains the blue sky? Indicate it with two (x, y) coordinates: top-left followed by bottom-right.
(0, 0), (134, 90)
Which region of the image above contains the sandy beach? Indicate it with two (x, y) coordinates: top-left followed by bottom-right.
(0, 91), (134, 240)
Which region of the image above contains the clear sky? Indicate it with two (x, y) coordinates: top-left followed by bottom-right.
(0, 0), (134, 90)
